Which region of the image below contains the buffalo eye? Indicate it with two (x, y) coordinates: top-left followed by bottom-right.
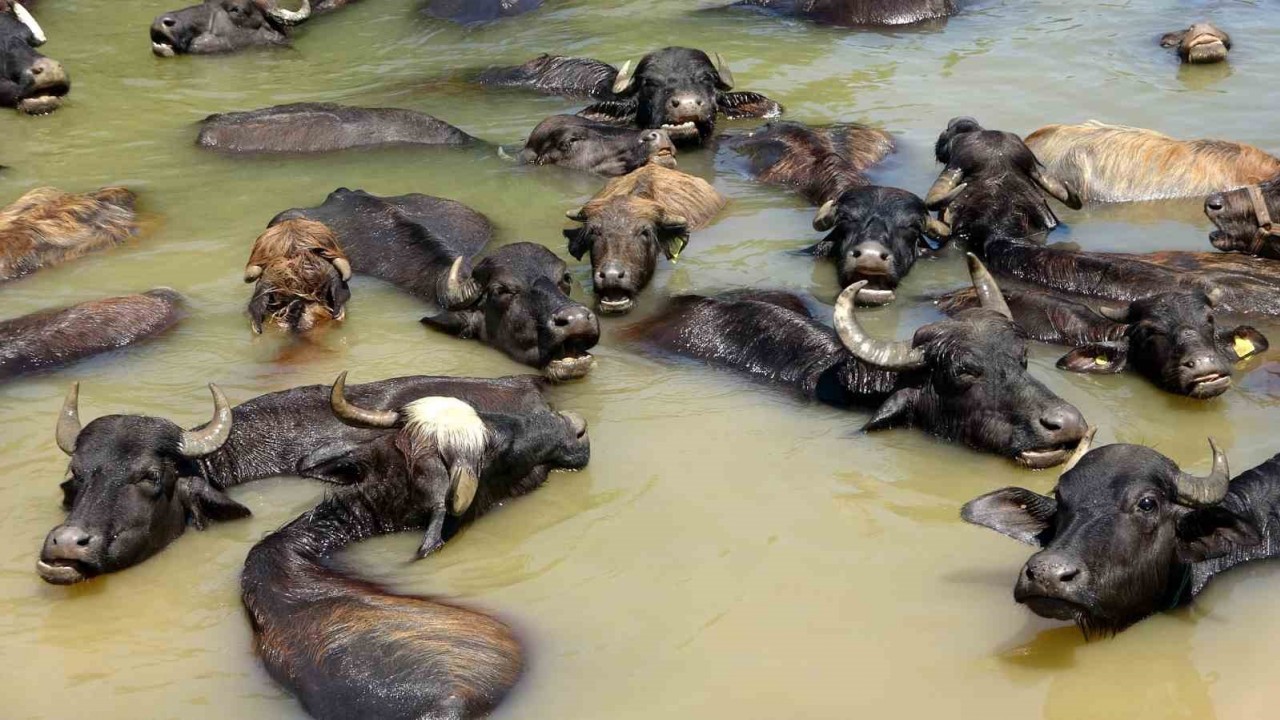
(560, 273), (573, 291)
(955, 362), (984, 383)
(491, 284), (515, 298)
(135, 471), (163, 498)
(1136, 496), (1158, 514)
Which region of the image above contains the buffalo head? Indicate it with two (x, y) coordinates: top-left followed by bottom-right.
(150, 0), (311, 56)
(0, 2), (68, 114)
(1161, 22), (1230, 64)
(244, 218), (352, 334)
(1205, 181), (1280, 260)
(518, 115), (676, 176)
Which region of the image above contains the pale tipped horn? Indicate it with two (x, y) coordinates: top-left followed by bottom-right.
(965, 253), (1013, 320)
(331, 257), (352, 282)
(1098, 304), (1131, 323)
(13, 3), (45, 46)
(566, 207), (588, 223)
(812, 199), (839, 232)
(243, 264), (264, 283)
(178, 384), (233, 458)
(713, 52), (735, 89)
(925, 216), (951, 239)
(1060, 426), (1097, 475)
(833, 282), (927, 370)
(329, 371), (400, 429)
(924, 166), (966, 209)
(55, 382), (82, 456)
(611, 60), (636, 95)
(1173, 439), (1231, 507)
(438, 256), (482, 311)
(267, 0), (310, 25)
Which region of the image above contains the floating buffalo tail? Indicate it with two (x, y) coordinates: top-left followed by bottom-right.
(241, 480), (522, 720)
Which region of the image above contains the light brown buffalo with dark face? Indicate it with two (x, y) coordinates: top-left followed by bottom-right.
(1161, 22), (1230, 64)
(243, 218), (352, 334)
(0, 186), (137, 283)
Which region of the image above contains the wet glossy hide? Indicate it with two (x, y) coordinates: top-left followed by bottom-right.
(150, 0), (354, 56)
(197, 103), (479, 154)
(422, 0), (543, 24)
(518, 115), (676, 176)
(728, 0), (957, 27)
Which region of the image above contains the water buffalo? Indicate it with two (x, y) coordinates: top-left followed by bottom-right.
(963, 434), (1277, 637)
(720, 121), (895, 205)
(271, 189), (600, 380)
(516, 115), (677, 176)
(36, 374), (553, 584)
(0, 1), (68, 114)
(241, 371), (589, 720)
(564, 163), (726, 314)
(1161, 22), (1230, 64)
(483, 48), (784, 146)
(1205, 179), (1280, 259)
(0, 186), (137, 283)
(243, 218), (351, 334)
(727, 0), (957, 27)
(196, 103), (479, 154)
(422, 0), (543, 24)
(1, 289), (184, 382)
(150, 0), (352, 56)
(805, 186), (949, 305)
(927, 117), (1081, 250)
(938, 283), (1268, 398)
(1025, 121), (1280, 203)
(629, 254), (1088, 467)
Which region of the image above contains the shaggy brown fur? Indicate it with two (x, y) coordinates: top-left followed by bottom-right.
(583, 163), (726, 228)
(246, 218), (351, 333)
(1025, 121), (1280, 203)
(726, 122), (896, 205)
(0, 187), (137, 283)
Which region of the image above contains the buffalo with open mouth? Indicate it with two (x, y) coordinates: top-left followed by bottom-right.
(0, 1), (68, 114)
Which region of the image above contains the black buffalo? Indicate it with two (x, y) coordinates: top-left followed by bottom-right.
(805, 186), (949, 305)
(1205, 178), (1280, 260)
(0, 1), (68, 114)
(150, 0), (353, 56)
(629, 254), (1087, 467)
(197, 103), (479, 154)
(964, 435), (1277, 637)
(728, 0), (957, 27)
(516, 115), (677, 176)
(938, 283), (1268, 398)
(421, 0), (543, 24)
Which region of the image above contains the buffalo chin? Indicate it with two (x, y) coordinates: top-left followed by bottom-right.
(544, 352), (595, 382)
(1186, 37), (1228, 64)
(152, 42), (177, 57)
(36, 558), (93, 585)
(597, 291), (635, 315)
(1017, 594), (1086, 622)
(1185, 373), (1231, 399)
(1015, 443), (1077, 469)
(17, 95), (62, 115)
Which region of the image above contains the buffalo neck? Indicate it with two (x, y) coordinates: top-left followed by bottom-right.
(1187, 453), (1280, 598)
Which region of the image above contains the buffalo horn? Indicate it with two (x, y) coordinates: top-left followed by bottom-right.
(924, 167), (965, 209)
(1061, 426), (1097, 475)
(965, 253), (1013, 320)
(611, 60), (636, 95)
(55, 383), (82, 456)
(331, 257), (353, 282)
(812, 200), (839, 232)
(713, 53), (735, 90)
(439, 256), (482, 310)
(267, 0), (311, 25)
(833, 281), (927, 370)
(243, 264), (264, 283)
(1173, 439), (1231, 507)
(178, 385), (233, 458)
(1098, 304), (1131, 323)
(329, 371), (400, 429)
(925, 217), (951, 239)
(565, 207), (588, 223)
(13, 3), (45, 46)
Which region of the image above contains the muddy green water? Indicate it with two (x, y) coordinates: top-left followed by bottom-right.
(3, 1), (1280, 718)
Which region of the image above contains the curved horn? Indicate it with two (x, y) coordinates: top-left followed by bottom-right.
(611, 60), (636, 95)
(267, 0), (311, 25)
(1060, 426), (1097, 475)
(55, 383), (82, 456)
(833, 282), (927, 370)
(812, 199), (839, 232)
(13, 3), (45, 46)
(1173, 439), (1231, 507)
(565, 207), (588, 223)
(178, 384), (233, 458)
(925, 167), (965, 209)
(331, 257), (352, 282)
(965, 253), (1013, 320)
(1098, 304), (1131, 323)
(243, 264), (264, 283)
(329, 371), (400, 429)
(712, 52), (735, 90)
(438, 256), (482, 311)
(925, 216), (951, 239)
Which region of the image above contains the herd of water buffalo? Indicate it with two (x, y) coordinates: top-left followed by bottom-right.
(5, 1), (1280, 718)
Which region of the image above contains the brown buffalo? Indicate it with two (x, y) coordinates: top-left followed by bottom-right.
(1161, 22), (1230, 64)
(1025, 121), (1280, 203)
(721, 121), (895, 205)
(243, 218), (352, 334)
(0, 186), (137, 283)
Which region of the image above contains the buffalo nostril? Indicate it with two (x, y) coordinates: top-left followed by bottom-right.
(1206, 196), (1224, 213)
(1058, 568), (1080, 583)
(669, 98), (681, 109)
(76, 536), (90, 547)
(1040, 417), (1062, 431)
(1025, 565), (1037, 582)
(554, 316), (570, 328)
(162, 16), (176, 27)
(30, 65), (42, 76)
(878, 252), (889, 261)
(852, 250), (862, 258)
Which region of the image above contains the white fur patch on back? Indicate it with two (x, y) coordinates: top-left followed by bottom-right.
(402, 396), (489, 458)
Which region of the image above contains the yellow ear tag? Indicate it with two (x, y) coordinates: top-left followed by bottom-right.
(1094, 356), (1109, 366)
(1234, 336), (1256, 359)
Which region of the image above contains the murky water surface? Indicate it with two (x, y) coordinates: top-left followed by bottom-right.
(2, 1), (1279, 718)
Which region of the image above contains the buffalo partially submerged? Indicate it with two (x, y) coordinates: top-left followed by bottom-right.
(243, 218), (351, 334)
(564, 163), (726, 314)
(1161, 22), (1230, 64)
(630, 254), (1088, 467)
(197, 103), (478, 154)
(0, 186), (137, 283)
(484, 47), (783, 146)
(1206, 179), (1280, 260)
(727, 0), (957, 27)
(0, 1), (68, 114)
(806, 186), (949, 305)
(517, 115), (677, 177)
(241, 372), (588, 720)
(36, 374), (552, 584)
(927, 117), (1081, 249)
(1025, 121), (1280, 203)
(964, 434), (1279, 637)
(721, 121), (895, 205)
(422, 0), (543, 24)
(150, 0), (352, 56)
(1, 289), (184, 382)
(938, 284), (1268, 398)
(272, 189), (600, 379)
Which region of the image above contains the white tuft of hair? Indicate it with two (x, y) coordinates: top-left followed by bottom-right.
(402, 396), (489, 459)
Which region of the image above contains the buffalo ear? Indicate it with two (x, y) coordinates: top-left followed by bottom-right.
(325, 275), (351, 318)
(176, 476), (251, 531)
(564, 227), (591, 261)
(1176, 506), (1261, 562)
(799, 239), (836, 257)
(656, 215), (690, 261)
(1159, 31), (1185, 48)
(421, 310), (482, 339)
(59, 475), (82, 510)
(961, 487), (1057, 546)
(247, 287), (271, 335)
(716, 91), (783, 120)
(1221, 326), (1269, 361)
(1057, 342), (1128, 374)
(862, 388), (919, 431)
(578, 99), (637, 125)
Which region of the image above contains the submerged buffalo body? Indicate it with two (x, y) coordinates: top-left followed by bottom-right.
(197, 103), (478, 154)
(564, 163), (726, 314)
(629, 255), (1087, 467)
(1026, 121), (1280, 204)
(0, 186), (138, 283)
(964, 436), (1280, 637)
(1206, 178), (1280, 259)
(422, 0), (543, 24)
(518, 115), (677, 176)
(1161, 22), (1230, 64)
(150, 0), (353, 56)
(721, 121), (896, 205)
(728, 0), (957, 26)
(1, 289), (184, 381)
(938, 283), (1267, 398)
(0, 1), (67, 114)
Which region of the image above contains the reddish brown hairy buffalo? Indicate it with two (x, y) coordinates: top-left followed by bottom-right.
(244, 218), (352, 333)
(0, 186), (137, 283)
(1025, 121), (1280, 203)
(582, 163), (726, 226)
(724, 121), (895, 205)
